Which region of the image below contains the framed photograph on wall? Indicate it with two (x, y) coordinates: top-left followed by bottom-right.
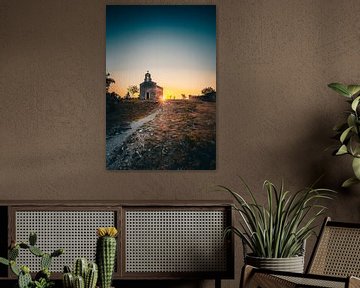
(106, 5), (216, 170)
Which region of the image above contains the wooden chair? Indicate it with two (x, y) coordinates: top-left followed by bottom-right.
(241, 217), (360, 288)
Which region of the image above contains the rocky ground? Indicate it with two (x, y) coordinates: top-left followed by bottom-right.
(106, 100), (216, 170)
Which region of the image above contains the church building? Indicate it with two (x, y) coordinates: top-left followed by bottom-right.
(139, 71), (163, 101)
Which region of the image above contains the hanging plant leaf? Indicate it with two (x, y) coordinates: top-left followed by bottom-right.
(347, 114), (356, 128)
(328, 83), (351, 97)
(340, 126), (353, 143)
(336, 145), (348, 155)
(351, 96), (360, 111)
(352, 157), (360, 179)
(342, 177), (360, 188)
(347, 85), (360, 97)
(349, 135), (360, 157)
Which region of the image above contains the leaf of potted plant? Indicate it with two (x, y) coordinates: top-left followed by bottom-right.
(328, 82), (360, 187)
(221, 179), (335, 273)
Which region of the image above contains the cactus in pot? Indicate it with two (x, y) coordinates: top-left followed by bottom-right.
(96, 227), (118, 288)
(62, 259), (98, 288)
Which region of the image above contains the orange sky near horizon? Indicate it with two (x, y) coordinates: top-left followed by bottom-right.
(108, 69), (216, 99)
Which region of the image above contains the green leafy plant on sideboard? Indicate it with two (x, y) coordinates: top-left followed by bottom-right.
(0, 232), (63, 288)
(328, 83), (360, 187)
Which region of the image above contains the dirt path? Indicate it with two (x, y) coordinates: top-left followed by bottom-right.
(106, 109), (161, 162)
(107, 100), (216, 170)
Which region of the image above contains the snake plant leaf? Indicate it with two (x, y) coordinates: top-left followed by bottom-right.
(347, 85), (360, 97)
(222, 180), (335, 258)
(351, 96), (360, 111)
(328, 83), (351, 97)
(342, 177), (360, 188)
(340, 126), (353, 143)
(336, 144), (348, 155)
(352, 157), (360, 179)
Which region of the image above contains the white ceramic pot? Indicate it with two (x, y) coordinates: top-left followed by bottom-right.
(245, 254), (305, 273)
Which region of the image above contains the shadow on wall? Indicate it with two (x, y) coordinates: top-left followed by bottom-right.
(263, 108), (360, 222)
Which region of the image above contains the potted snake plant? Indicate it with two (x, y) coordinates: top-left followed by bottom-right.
(220, 179), (334, 273)
(328, 83), (360, 187)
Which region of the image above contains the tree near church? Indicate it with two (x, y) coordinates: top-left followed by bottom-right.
(127, 85), (139, 97)
(201, 87), (216, 95)
(106, 73), (115, 92)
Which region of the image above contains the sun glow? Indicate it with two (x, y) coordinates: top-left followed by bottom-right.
(165, 89), (175, 100)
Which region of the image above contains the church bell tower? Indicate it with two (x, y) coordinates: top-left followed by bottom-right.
(144, 71), (152, 82)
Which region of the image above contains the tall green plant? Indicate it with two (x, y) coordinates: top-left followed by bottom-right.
(221, 179), (334, 258)
(328, 83), (360, 187)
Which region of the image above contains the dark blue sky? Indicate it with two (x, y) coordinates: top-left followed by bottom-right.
(106, 5), (216, 97)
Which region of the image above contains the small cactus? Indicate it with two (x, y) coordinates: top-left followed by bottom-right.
(19, 243), (29, 249)
(41, 253), (52, 270)
(51, 248), (64, 258)
(10, 260), (20, 276)
(18, 269), (32, 288)
(63, 260), (98, 288)
(74, 258), (88, 279)
(29, 245), (44, 257)
(74, 275), (85, 288)
(63, 272), (74, 288)
(85, 263), (98, 288)
(29, 232), (37, 246)
(96, 227), (118, 288)
(9, 246), (19, 260)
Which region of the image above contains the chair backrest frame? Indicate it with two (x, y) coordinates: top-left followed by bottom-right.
(306, 217), (360, 278)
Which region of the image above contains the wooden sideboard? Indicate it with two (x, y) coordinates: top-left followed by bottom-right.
(0, 201), (234, 288)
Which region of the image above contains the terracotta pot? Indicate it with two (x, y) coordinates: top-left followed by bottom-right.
(245, 254), (304, 273)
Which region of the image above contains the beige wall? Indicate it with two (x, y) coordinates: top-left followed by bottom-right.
(1, 0), (360, 287)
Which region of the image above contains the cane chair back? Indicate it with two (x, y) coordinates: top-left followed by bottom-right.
(307, 217), (360, 278)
